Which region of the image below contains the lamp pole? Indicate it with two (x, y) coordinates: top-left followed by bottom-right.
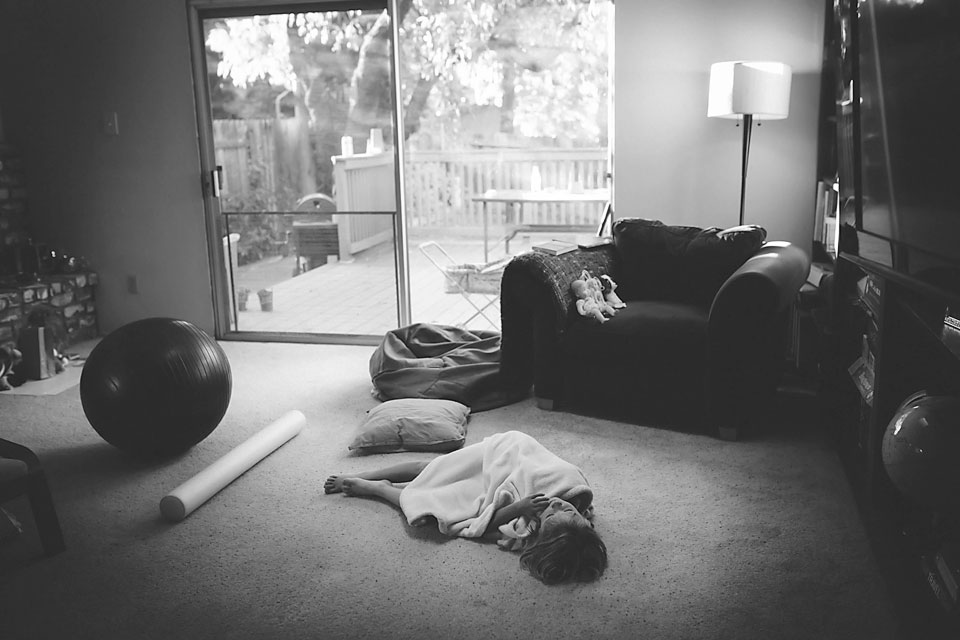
(738, 113), (753, 227)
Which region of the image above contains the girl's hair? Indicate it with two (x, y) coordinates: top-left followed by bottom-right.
(518, 518), (608, 585)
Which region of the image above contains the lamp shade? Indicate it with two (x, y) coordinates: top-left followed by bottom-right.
(707, 61), (792, 120)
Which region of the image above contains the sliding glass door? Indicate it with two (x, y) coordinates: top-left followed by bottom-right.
(398, 1), (614, 332)
(190, 0), (613, 342)
(190, 0), (405, 343)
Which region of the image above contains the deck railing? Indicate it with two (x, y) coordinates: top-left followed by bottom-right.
(213, 119), (610, 231)
(404, 148), (610, 228)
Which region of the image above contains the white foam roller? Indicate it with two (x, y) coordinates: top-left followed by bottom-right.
(160, 410), (306, 522)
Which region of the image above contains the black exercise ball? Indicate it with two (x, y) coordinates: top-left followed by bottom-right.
(80, 318), (232, 457)
(881, 391), (960, 511)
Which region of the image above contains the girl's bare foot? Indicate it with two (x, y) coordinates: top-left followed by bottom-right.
(324, 474), (352, 494)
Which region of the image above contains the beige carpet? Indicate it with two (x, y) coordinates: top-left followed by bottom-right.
(0, 341), (898, 639)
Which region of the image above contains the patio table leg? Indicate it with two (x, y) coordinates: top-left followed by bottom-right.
(483, 201), (489, 263)
(505, 202), (523, 255)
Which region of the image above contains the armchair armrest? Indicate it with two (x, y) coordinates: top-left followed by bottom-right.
(0, 438), (42, 474)
(499, 246), (618, 399)
(707, 242), (810, 432)
(709, 242), (810, 324)
(0, 437), (66, 555)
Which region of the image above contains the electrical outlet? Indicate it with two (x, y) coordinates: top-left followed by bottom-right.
(102, 111), (119, 136)
(126, 275), (139, 294)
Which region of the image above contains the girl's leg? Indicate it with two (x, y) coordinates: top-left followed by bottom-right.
(338, 477), (403, 507)
(324, 460), (429, 494)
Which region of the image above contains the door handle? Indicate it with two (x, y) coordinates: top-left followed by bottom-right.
(212, 165), (223, 197)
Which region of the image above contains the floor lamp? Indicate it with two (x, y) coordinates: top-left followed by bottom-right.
(708, 61), (792, 226)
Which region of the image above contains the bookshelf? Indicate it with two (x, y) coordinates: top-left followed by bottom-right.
(836, 253), (960, 638)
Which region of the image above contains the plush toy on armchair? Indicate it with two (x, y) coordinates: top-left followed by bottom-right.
(583, 271), (618, 317)
(599, 274), (626, 309)
(571, 271), (618, 323)
(571, 280), (608, 323)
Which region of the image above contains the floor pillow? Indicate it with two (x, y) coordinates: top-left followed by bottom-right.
(349, 398), (469, 454)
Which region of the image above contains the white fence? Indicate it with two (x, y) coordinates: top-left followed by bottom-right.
(404, 148), (610, 227)
(332, 152), (396, 258)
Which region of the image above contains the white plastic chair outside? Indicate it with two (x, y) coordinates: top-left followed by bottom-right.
(418, 241), (509, 329)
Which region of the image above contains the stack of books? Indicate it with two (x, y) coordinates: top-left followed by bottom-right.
(532, 240), (578, 256)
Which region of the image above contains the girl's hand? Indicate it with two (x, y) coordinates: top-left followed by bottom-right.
(516, 493), (549, 519)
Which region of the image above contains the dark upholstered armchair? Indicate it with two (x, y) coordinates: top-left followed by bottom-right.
(499, 218), (810, 439)
(1, 438), (65, 556)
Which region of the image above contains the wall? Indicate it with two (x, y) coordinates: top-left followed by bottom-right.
(1, 0), (825, 337)
(1, 0), (215, 335)
(615, 0), (825, 251)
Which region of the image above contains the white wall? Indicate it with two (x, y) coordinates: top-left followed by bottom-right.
(615, 0), (825, 251)
(2, 0), (826, 336)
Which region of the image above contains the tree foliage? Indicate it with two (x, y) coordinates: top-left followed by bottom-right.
(206, 0), (611, 148)
(400, 0), (611, 146)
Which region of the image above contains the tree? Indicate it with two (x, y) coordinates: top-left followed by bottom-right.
(205, 0), (611, 205)
(209, 1), (609, 141)
(206, 11), (373, 199)
(397, 0), (611, 148)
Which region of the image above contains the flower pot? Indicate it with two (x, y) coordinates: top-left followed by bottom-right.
(236, 288), (249, 311)
(257, 288), (273, 312)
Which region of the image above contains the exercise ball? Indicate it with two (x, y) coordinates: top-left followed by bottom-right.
(80, 318), (232, 457)
(881, 391), (960, 511)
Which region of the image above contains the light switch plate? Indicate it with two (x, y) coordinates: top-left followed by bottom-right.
(102, 111), (119, 136)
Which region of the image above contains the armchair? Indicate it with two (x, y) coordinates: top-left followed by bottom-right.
(499, 218), (810, 439)
(1, 437), (65, 556)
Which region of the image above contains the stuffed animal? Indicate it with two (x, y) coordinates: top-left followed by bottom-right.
(600, 274), (626, 309)
(571, 270), (618, 323)
(571, 279), (609, 323)
(0, 345), (23, 391)
(581, 270), (618, 317)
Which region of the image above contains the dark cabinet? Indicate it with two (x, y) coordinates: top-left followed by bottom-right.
(836, 254), (960, 638)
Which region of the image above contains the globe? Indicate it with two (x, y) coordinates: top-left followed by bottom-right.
(881, 391), (960, 511)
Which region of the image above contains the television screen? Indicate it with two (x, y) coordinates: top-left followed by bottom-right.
(856, 0), (960, 281)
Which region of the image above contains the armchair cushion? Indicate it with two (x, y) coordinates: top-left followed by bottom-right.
(563, 301), (707, 364)
(685, 225), (768, 305)
(613, 219), (767, 306)
(613, 219), (701, 301)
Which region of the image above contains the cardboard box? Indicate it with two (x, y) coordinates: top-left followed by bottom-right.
(17, 326), (57, 380)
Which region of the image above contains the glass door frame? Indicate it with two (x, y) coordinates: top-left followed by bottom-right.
(187, 0), (411, 345)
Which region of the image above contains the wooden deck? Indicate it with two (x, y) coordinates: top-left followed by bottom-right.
(229, 227), (587, 338)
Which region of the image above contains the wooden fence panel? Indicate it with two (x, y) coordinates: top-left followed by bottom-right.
(213, 120), (250, 204)
(214, 118), (310, 211)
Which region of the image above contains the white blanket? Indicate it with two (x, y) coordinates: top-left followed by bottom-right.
(399, 431), (593, 544)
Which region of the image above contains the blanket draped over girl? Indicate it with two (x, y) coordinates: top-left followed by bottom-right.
(398, 430), (593, 547)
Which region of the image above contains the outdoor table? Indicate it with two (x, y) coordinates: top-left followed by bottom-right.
(472, 188), (610, 261)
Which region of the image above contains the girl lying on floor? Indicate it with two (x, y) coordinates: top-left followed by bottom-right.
(324, 430), (607, 585)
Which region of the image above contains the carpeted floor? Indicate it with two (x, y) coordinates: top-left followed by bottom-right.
(0, 341), (898, 639)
